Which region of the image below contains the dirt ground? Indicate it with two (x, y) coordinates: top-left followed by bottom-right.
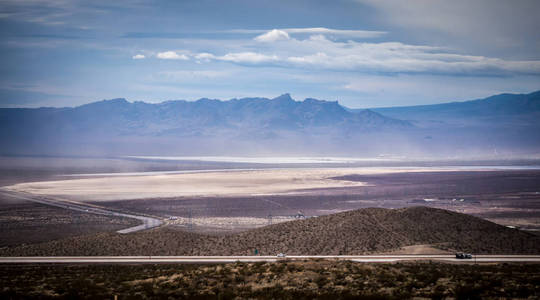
(1, 156), (539, 241)
(382, 244), (452, 255)
(90, 170), (540, 233)
(0, 195), (139, 247)
(3, 168), (377, 201)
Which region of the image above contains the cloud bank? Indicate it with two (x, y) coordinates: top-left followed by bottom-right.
(2, 0), (539, 108)
(232, 27), (387, 39)
(152, 30), (540, 76)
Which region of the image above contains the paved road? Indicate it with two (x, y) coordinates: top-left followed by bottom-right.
(1, 255), (540, 264)
(0, 190), (163, 234)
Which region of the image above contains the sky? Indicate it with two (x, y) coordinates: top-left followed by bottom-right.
(0, 0), (539, 108)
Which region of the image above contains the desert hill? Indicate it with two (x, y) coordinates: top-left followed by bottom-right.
(2, 206), (538, 256)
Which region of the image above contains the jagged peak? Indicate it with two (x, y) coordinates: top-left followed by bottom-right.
(195, 98), (222, 103)
(160, 99), (188, 105)
(272, 93), (294, 102)
(101, 98), (128, 104)
(303, 98), (340, 105)
(77, 98), (129, 108)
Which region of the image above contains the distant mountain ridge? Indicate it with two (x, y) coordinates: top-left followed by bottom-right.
(0, 94), (409, 136)
(1, 91), (539, 157)
(372, 90), (540, 115)
(368, 90), (540, 127)
(77, 93), (411, 132)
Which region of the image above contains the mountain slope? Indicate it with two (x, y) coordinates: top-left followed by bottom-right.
(0, 94), (411, 156)
(1, 91), (539, 157)
(369, 90), (540, 127)
(0, 94), (410, 137)
(2, 207), (538, 256)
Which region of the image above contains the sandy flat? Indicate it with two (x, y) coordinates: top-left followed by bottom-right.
(2, 167), (476, 202)
(167, 216), (293, 229)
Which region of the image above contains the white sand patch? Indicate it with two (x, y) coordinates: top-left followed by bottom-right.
(2, 167), (460, 202)
(167, 216), (295, 229)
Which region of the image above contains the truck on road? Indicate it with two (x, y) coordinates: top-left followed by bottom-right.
(455, 253), (472, 259)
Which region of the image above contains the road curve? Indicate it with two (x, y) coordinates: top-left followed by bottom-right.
(0, 190), (163, 234)
(1, 255), (540, 264)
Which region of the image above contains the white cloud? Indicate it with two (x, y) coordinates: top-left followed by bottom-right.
(194, 52), (278, 64)
(218, 52), (278, 64)
(354, 0), (540, 55)
(254, 29), (290, 42)
(282, 39), (540, 74)
(194, 53), (216, 62)
(356, 0), (539, 37)
(147, 26), (540, 76)
(231, 27), (386, 39)
(132, 54), (145, 59)
(287, 52), (329, 64)
(156, 51), (189, 60)
(190, 35), (540, 75)
(283, 27), (386, 38)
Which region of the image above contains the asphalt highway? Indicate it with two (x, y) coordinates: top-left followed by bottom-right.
(1, 255), (540, 264)
(0, 190), (163, 234)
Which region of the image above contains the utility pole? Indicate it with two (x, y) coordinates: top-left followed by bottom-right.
(268, 213), (272, 225)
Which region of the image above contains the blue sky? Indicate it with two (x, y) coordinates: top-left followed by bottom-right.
(1, 0), (539, 108)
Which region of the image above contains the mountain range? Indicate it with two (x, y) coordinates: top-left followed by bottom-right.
(1, 91), (539, 158)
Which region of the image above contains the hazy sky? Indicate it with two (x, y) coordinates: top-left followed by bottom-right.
(1, 0), (539, 108)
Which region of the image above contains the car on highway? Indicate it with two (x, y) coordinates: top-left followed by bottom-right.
(455, 252), (473, 259)
(277, 253), (286, 258)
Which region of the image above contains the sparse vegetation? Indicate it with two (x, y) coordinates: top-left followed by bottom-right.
(0, 197), (139, 247)
(1, 207), (538, 256)
(1, 261), (539, 299)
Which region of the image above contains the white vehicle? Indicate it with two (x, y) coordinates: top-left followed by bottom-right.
(277, 253), (286, 258)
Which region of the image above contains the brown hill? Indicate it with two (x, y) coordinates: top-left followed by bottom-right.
(2, 206), (538, 256)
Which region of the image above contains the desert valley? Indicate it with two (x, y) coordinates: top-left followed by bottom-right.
(2, 0), (540, 297)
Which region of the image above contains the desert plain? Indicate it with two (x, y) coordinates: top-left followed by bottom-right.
(1, 157), (540, 237)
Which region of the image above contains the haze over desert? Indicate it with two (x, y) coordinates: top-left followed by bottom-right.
(1, 0), (540, 298)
